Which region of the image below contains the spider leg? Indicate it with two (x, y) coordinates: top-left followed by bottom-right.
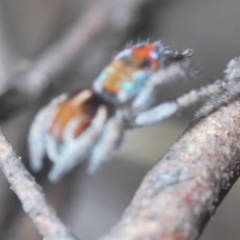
(48, 105), (108, 182)
(87, 111), (124, 175)
(45, 117), (81, 164)
(132, 63), (188, 113)
(133, 79), (231, 127)
(45, 134), (59, 164)
(196, 79), (240, 118)
(28, 94), (67, 171)
(28, 107), (51, 172)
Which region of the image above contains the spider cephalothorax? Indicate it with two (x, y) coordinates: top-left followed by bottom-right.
(29, 41), (200, 182)
(94, 42), (163, 103)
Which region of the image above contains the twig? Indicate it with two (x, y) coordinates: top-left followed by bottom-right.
(0, 0), (150, 121)
(99, 58), (240, 240)
(0, 129), (77, 240)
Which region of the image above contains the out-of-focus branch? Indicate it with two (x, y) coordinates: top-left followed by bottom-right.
(99, 58), (240, 240)
(0, 3), (30, 94)
(0, 129), (77, 240)
(0, 0), (149, 121)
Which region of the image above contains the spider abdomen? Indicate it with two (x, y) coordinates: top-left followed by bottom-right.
(49, 89), (110, 141)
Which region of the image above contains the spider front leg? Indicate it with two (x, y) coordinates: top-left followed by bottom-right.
(131, 63), (189, 116)
(133, 79), (231, 127)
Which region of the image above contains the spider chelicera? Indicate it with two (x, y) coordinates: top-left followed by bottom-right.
(29, 41), (228, 182)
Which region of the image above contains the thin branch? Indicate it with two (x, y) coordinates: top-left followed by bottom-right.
(0, 129), (77, 240)
(99, 57), (240, 240)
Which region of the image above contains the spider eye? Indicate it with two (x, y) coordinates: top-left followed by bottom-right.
(140, 58), (152, 69)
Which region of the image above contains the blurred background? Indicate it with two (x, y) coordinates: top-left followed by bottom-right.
(0, 0), (240, 239)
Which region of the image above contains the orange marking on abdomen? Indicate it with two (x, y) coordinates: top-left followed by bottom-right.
(49, 99), (92, 141)
(49, 90), (109, 141)
(49, 91), (93, 140)
(101, 60), (133, 94)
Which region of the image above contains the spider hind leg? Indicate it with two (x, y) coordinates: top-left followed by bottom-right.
(87, 111), (124, 175)
(28, 101), (62, 172)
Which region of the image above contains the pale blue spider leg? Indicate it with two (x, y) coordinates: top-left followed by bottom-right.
(28, 105), (58, 171)
(62, 117), (82, 142)
(134, 102), (178, 127)
(48, 105), (108, 182)
(28, 94), (67, 171)
(135, 81), (228, 127)
(45, 115), (81, 164)
(87, 111), (124, 175)
(45, 134), (59, 164)
(132, 64), (187, 112)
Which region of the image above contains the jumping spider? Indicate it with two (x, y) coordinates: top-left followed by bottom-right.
(29, 41), (231, 182)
